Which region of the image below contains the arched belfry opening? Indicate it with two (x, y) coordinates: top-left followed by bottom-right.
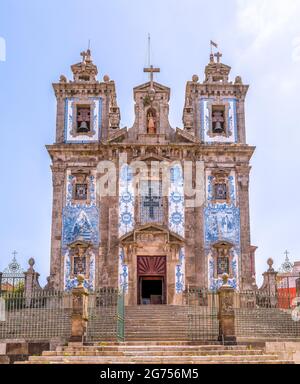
(146, 107), (157, 134)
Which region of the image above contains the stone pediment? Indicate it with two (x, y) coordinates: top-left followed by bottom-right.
(120, 224), (184, 245)
(133, 153), (171, 163)
(67, 239), (92, 249)
(133, 81), (170, 95)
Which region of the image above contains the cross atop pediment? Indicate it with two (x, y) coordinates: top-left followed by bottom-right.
(144, 65), (160, 88)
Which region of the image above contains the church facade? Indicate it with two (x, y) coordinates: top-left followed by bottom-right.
(47, 49), (257, 305)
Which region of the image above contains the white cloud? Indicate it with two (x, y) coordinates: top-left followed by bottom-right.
(236, 0), (300, 52)
(0, 37), (6, 62)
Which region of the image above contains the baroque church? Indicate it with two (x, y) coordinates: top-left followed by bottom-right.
(47, 48), (257, 305)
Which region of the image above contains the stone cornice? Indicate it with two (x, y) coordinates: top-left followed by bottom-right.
(185, 81), (249, 99)
(46, 143), (255, 162)
(52, 81), (117, 98)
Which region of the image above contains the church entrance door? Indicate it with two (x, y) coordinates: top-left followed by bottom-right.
(137, 256), (166, 305)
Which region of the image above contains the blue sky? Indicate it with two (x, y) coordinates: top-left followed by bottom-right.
(0, 0), (299, 286)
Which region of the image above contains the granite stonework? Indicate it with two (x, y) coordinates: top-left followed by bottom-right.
(47, 50), (256, 304)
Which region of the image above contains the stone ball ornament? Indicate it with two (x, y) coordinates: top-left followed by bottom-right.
(192, 74), (199, 83)
(28, 258), (35, 267)
(221, 273), (230, 286)
(77, 274), (85, 287)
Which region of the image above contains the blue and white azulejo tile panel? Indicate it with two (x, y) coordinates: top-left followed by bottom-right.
(119, 164), (135, 237)
(62, 169), (99, 291)
(175, 247), (185, 294)
(118, 248), (128, 293)
(200, 97), (237, 144)
(205, 170), (240, 290)
(169, 164), (185, 237)
(63, 249), (96, 291)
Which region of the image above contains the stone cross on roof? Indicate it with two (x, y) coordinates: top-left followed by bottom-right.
(143, 65), (160, 89)
(214, 51), (223, 63)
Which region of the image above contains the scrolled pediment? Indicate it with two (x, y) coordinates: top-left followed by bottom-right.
(119, 224), (184, 245)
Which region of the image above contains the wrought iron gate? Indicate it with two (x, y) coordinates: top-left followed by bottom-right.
(86, 288), (125, 342)
(184, 288), (219, 342)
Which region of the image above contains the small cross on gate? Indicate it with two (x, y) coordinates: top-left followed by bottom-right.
(12, 250), (18, 259)
(284, 250), (290, 259)
(214, 51), (223, 63)
(143, 65), (160, 88)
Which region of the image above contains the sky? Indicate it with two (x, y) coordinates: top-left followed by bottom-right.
(0, 0), (299, 286)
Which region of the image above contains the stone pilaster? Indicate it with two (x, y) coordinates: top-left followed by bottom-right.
(237, 165), (253, 290)
(218, 275), (236, 344)
(70, 275), (89, 342)
(50, 163), (66, 290)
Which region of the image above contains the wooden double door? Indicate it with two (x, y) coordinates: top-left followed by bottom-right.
(137, 256), (166, 305)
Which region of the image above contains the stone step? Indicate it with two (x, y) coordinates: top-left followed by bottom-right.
(61, 344), (245, 351)
(24, 354), (285, 363)
(16, 360), (293, 365)
(43, 350), (264, 357)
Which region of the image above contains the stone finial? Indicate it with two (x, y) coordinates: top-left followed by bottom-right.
(204, 52), (231, 84)
(71, 49), (98, 82)
(192, 74), (199, 83)
(221, 273), (230, 286)
(77, 274), (85, 288)
(28, 258), (35, 267)
(59, 75), (67, 83)
(267, 258), (274, 272)
(103, 74), (110, 82)
(27, 258), (35, 272)
(235, 76), (243, 85)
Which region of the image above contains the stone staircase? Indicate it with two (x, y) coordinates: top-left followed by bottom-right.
(125, 305), (218, 342)
(15, 305), (296, 364)
(16, 342), (294, 364)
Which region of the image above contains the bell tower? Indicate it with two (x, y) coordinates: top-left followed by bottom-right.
(182, 45), (256, 291)
(53, 49), (121, 144)
(183, 50), (248, 144)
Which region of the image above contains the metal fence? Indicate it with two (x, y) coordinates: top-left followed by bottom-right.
(0, 290), (72, 341)
(235, 291), (300, 340)
(238, 290), (299, 309)
(183, 288), (219, 342)
(86, 288), (125, 342)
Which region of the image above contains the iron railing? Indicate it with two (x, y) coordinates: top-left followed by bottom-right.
(0, 290), (72, 341)
(86, 288), (125, 342)
(184, 288), (219, 342)
(235, 290), (300, 340)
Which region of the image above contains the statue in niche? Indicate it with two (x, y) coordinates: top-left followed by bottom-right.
(147, 110), (156, 134)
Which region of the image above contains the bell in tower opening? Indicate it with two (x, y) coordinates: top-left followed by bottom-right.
(77, 106), (91, 133)
(147, 108), (157, 134)
(212, 106), (225, 134)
